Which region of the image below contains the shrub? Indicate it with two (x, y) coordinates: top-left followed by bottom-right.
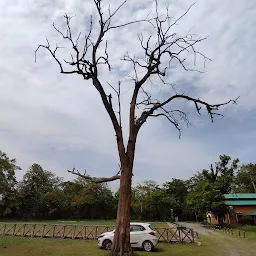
(239, 215), (253, 225)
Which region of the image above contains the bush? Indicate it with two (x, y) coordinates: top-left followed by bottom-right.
(239, 215), (253, 225)
(202, 219), (208, 224)
(169, 216), (175, 222)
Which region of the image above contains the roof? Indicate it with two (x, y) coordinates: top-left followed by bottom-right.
(246, 212), (256, 216)
(224, 194), (256, 206)
(224, 194), (256, 199)
(224, 200), (256, 206)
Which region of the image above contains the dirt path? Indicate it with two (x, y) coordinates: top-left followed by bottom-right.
(177, 222), (215, 235)
(177, 222), (256, 256)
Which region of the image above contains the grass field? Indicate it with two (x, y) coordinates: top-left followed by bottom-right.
(1, 221), (256, 256)
(0, 220), (168, 227)
(0, 235), (221, 256)
(222, 224), (256, 241)
(0, 220), (116, 225)
(229, 224), (256, 233)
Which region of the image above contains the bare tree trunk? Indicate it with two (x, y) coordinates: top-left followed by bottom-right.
(195, 212), (198, 223)
(110, 163), (133, 256)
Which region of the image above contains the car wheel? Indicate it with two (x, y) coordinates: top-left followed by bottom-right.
(102, 240), (112, 250)
(142, 240), (154, 252)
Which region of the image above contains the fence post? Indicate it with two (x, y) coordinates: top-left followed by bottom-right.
(243, 231), (246, 239)
(73, 225), (77, 239)
(13, 224), (16, 235)
(190, 229), (195, 242)
(62, 225), (66, 238)
(42, 225), (46, 238)
(32, 224), (36, 237)
(23, 224), (26, 237)
(53, 225), (56, 238)
(84, 226), (87, 240)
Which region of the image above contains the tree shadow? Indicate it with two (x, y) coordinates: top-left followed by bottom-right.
(132, 247), (165, 253)
(152, 247), (165, 252)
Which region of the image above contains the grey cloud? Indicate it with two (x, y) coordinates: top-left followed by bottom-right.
(0, 0), (255, 189)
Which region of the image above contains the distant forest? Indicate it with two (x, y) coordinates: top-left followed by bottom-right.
(1, 150), (255, 221)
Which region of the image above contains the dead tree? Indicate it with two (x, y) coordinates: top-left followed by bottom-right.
(35, 1), (237, 255)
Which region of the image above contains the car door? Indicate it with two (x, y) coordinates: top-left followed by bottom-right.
(130, 225), (146, 247)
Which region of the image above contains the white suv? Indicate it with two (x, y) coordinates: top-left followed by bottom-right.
(98, 222), (158, 252)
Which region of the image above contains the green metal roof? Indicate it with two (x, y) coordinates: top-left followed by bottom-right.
(246, 212), (256, 216)
(224, 200), (256, 206)
(224, 194), (256, 199)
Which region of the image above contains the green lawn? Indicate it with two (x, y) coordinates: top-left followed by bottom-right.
(0, 220), (116, 225)
(1, 230), (255, 256)
(234, 224), (256, 233)
(1, 221), (255, 256)
(0, 235), (219, 256)
(0, 220), (167, 227)
(222, 224), (256, 241)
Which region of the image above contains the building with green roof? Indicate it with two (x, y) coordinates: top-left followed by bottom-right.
(223, 193), (256, 224)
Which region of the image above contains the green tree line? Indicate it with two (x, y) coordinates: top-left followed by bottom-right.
(0, 150), (255, 221)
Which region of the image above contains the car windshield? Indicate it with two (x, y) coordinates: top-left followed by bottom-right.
(149, 225), (156, 231)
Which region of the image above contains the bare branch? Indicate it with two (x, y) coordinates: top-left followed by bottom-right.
(107, 19), (153, 30)
(149, 113), (181, 138)
(136, 95), (239, 130)
(68, 167), (121, 183)
(126, 2), (226, 137)
(105, 0), (128, 27)
(36, 7), (123, 144)
(165, 2), (196, 32)
(35, 41), (81, 75)
(108, 81), (122, 127)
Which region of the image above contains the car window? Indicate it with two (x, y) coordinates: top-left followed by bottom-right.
(149, 225), (156, 231)
(130, 225), (146, 232)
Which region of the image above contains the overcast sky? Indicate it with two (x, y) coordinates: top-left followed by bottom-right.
(1, 0), (255, 190)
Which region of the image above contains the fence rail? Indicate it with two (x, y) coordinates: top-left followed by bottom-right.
(0, 223), (194, 243)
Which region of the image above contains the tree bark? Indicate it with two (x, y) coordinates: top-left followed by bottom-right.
(195, 212), (198, 223)
(110, 163), (133, 256)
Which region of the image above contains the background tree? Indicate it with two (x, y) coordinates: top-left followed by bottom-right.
(35, 1), (237, 254)
(71, 179), (116, 220)
(163, 179), (188, 220)
(60, 180), (85, 219)
(187, 155), (239, 221)
(39, 186), (72, 220)
(234, 164), (256, 193)
(132, 180), (177, 221)
(1, 148), (255, 224)
(18, 163), (62, 219)
(0, 151), (20, 217)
